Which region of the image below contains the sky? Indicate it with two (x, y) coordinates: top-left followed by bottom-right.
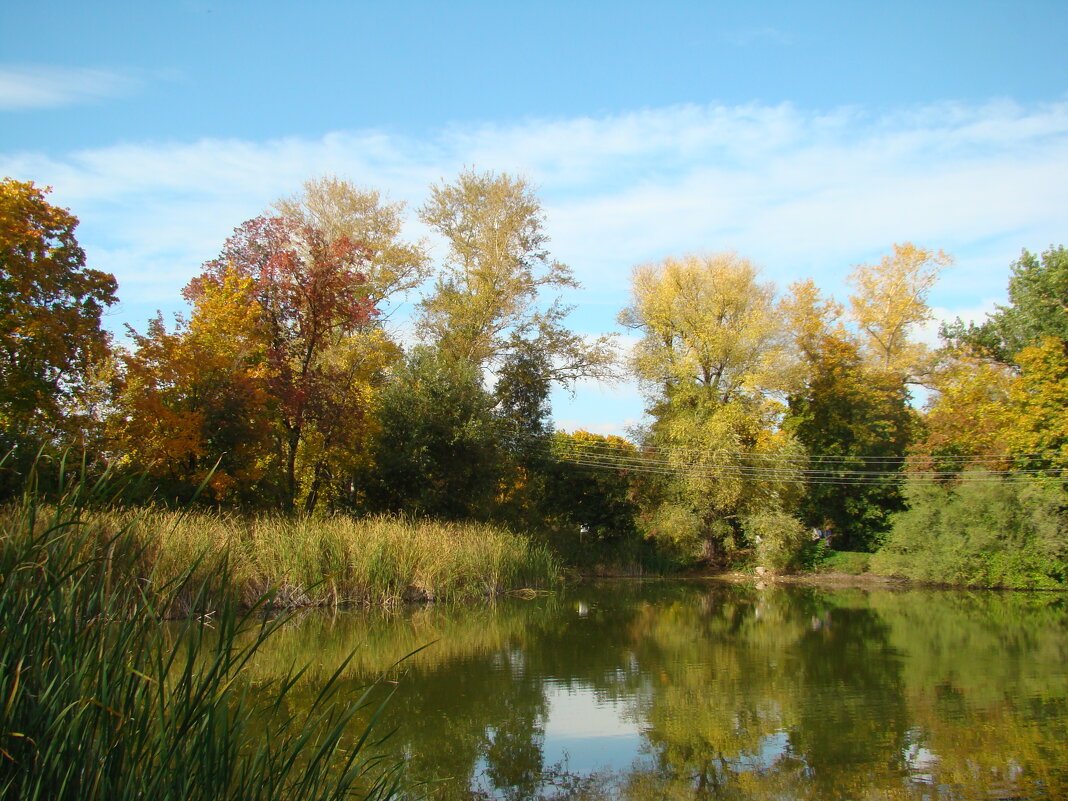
(3, 0), (1067, 435)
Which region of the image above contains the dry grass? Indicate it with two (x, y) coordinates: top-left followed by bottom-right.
(55, 507), (562, 613)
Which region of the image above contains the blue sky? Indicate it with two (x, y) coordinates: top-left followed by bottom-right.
(3, 1), (1067, 434)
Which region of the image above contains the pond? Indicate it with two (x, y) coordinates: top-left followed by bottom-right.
(249, 580), (1068, 800)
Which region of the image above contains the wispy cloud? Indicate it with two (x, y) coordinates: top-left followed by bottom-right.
(3, 98), (1065, 431)
(0, 65), (139, 110)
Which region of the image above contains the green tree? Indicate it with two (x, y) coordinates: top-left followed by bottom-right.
(364, 346), (505, 520)
(943, 246), (1068, 363)
(0, 179), (117, 462)
(785, 333), (915, 551)
(417, 168), (615, 383)
(543, 430), (645, 566)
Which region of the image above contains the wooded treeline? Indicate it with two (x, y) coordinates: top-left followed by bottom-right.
(2, 174), (1065, 585)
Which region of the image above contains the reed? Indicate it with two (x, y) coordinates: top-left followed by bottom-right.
(110, 508), (562, 613)
(0, 480), (407, 800)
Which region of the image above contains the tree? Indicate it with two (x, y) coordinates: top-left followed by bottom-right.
(847, 242), (952, 379)
(619, 252), (802, 563)
(363, 347), (504, 520)
(1009, 336), (1068, 467)
(785, 333), (915, 550)
(943, 245), (1068, 363)
(273, 176), (431, 315)
(417, 168), (615, 383)
(0, 179), (117, 454)
(187, 215), (383, 512)
(908, 352), (1016, 475)
(619, 253), (784, 404)
(109, 275), (273, 504)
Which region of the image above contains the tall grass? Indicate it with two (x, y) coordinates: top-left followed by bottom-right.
(0, 480), (407, 800)
(112, 509), (562, 613)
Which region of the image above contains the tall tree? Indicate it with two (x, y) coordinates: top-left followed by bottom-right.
(847, 242), (952, 379)
(620, 252), (803, 563)
(417, 168), (615, 383)
(273, 176), (430, 316)
(187, 215), (382, 512)
(0, 179), (117, 458)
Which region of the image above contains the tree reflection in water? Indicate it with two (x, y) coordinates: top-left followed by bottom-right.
(245, 582), (1068, 800)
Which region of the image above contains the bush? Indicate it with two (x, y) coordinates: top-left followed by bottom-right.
(872, 474), (1068, 588)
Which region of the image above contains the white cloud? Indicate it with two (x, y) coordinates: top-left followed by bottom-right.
(0, 65), (138, 110)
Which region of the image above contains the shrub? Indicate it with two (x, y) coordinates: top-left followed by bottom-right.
(872, 473), (1068, 588)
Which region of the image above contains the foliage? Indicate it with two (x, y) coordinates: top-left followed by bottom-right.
(872, 474), (1068, 588)
(619, 252), (784, 402)
(637, 396), (806, 563)
(847, 242), (951, 379)
(542, 430), (648, 568)
(1009, 336), (1068, 467)
(0, 475), (405, 800)
(417, 168), (615, 383)
(819, 549), (871, 574)
(786, 333), (915, 551)
(620, 251), (805, 565)
(0, 179), (116, 470)
(273, 175), (431, 313)
(744, 509), (811, 573)
(943, 245), (1068, 363)
(188, 215), (386, 511)
(363, 346), (505, 520)
(908, 351), (1016, 474)
(109, 272), (273, 504)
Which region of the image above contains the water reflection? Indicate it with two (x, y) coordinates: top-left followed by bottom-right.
(248, 582), (1068, 800)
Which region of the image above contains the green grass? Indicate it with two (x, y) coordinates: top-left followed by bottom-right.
(0, 478), (409, 801)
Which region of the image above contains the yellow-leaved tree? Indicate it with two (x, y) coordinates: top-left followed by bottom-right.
(847, 242), (952, 380)
(619, 252), (804, 567)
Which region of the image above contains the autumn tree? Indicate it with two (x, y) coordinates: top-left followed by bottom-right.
(273, 176), (430, 315)
(619, 252), (804, 564)
(908, 352), (1016, 475)
(619, 253), (785, 404)
(417, 169), (615, 384)
(108, 268), (278, 503)
(933, 245), (1068, 471)
(0, 179), (117, 463)
(1009, 337), (1068, 467)
(847, 242), (952, 380)
(187, 215), (385, 512)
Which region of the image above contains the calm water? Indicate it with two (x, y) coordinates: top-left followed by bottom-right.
(251, 581), (1068, 800)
